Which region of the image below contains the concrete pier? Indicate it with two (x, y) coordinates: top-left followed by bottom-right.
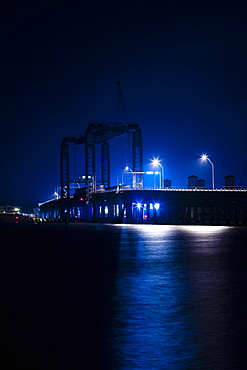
(39, 188), (247, 226)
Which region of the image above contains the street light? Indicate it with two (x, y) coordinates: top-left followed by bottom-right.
(122, 166), (135, 188)
(201, 154), (215, 189)
(151, 158), (164, 188)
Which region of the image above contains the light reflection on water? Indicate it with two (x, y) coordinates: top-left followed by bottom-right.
(108, 224), (245, 369)
(180, 225), (229, 234)
(2, 223), (247, 369)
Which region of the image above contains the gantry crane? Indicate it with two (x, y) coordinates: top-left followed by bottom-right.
(60, 121), (143, 199)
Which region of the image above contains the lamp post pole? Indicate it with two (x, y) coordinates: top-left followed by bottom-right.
(207, 157), (215, 189)
(123, 166), (134, 188)
(201, 154), (215, 189)
(151, 158), (164, 188)
(159, 163), (164, 188)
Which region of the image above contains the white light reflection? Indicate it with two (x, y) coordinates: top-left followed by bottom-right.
(116, 224), (174, 234)
(180, 225), (229, 234)
(114, 224), (229, 233)
(115, 224), (175, 247)
(137, 224), (172, 234)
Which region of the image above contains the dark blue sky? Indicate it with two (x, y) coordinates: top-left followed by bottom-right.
(1, 0), (247, 206)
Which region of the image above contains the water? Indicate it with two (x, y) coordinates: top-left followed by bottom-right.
(1, 222), (247, 369)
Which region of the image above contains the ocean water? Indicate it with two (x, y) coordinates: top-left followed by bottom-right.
(1, 222), (247, 369)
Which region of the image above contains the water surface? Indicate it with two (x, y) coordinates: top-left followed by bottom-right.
(1, 223), (247, 369)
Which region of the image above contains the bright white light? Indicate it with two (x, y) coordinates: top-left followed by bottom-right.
(201, 154), (208, 161)
(154, 203), (160, 210)
(151, 158), (161, 166)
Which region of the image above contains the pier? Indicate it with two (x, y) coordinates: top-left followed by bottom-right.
(39, 122), (247, 225)
(39, 187), (247, 226)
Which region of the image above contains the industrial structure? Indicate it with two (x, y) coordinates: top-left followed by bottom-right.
(38, 120), (247, 226)
(60, 121), (143, 199)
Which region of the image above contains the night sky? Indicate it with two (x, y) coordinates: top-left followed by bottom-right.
(1, 0), (247, 206)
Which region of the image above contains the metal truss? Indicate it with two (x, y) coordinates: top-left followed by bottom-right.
(60, 122), (143, 199)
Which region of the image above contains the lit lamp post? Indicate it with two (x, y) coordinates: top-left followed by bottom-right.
(201, 154), (215, 189)
(122, 166), (134, 188)
(151, 158), (164, 188)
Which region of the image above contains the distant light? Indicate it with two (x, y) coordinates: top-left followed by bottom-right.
(154, 203), (160, 210)
(80, 198), (84, 201)
(146, 171), (154, 174)
(155, 171), (159, 175)
(14, 207), (20, 212)
(201, 154), (208, 161)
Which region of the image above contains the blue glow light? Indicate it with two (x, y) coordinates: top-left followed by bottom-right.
(136, 202), (142, 210)
(154, 203), (160, 210)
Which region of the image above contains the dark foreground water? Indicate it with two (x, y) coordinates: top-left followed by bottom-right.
(1, 222), (247, 369)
